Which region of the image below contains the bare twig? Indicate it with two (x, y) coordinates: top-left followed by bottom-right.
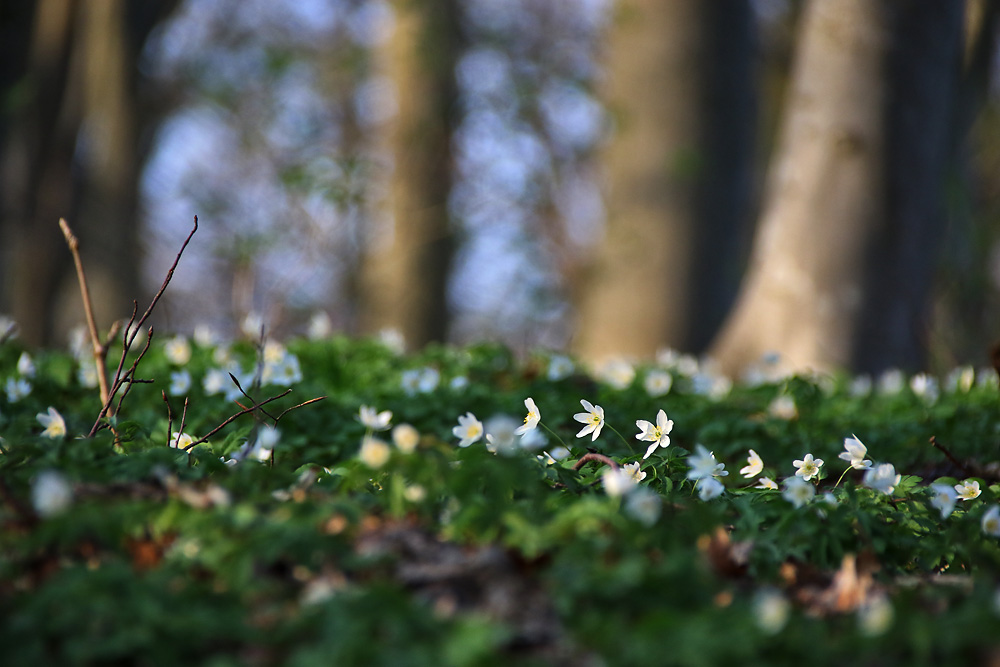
(275, 396), (326, 422)
(573, 453), (619, 471)
(178, 397), (189, 444)
(162, 391), (174, 448)
(88, 216), (199, 437)
(59, 218), (111, 408)
(183, 389), (293, 450)
(929, 436), (974, 477)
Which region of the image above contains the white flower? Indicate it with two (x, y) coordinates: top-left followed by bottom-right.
(307, 311), (332, 340)
(164, 335), (192, 365)
(793, 453), (824, 481)
(169, 369), (191, 396)
(636, 409), (673, 460)
(597, 359), (635, 389)
(539, 447), (570, 465)
(263, 341), (287, 365)
(573, 399), (605, 441)
(877, 369), (904, 395)
(696, 477), (725, 500)
(687, 444), (727, 481)
(262, 351), (303, 386)
(519, 426), (547, 450)
(485, 415), (520, 455)
(403, 484), (426, 503)
(863, 463), (901, 495)
(643, 370), (673, 397)
(515, 397), (541, 435)
(756, 477), (779, 490)
(392, 424), (420, 454)
(359, 437), (391, 468)
(983, 505), (1000, 537)
(622, 461), (647, 483)
(31, 470), (72, 517)
(417, 367), (439, 392)
(377, 328), (406, 354)
(202, 368), (229, 395)
(36, 407), (66, 439)
(17, 352), (35, 377)
(241, 312), (265, 339)
(248, 425), (280, 462)
(70, 327), (90, 360)
(358, 405), (393, 431)
(946, 366), (976, 393)
(401, 367), (439, 395)
(77, 362), (99, 388)
(193, 324), (219, 347)
(978, 368), (1000, 389)
(625, 487), (661, 526)
(602, 467), (637, 498)
(858, 595), (894, 637)
(753, 589), (790, 635)
(5, 376), (31, 402)
(452, 412), (484, 448)
(783, 476), (815, 508)
(692, 372), (732, 399)
(212, 345), (234, 366)
(740, 449), (763, 478)
(450, 376), (468, 391)
(169, 431), (194, 449)
(838, 435), (872, 470)
(657, 349), (699, 376)
(850, 375), (873, 397)
(930, 483), (958, 519)
(954, 479), (981, 501)
(767, 395), (797, 420)
(910, 373), (938, 403)
(547, 355), (574, 381)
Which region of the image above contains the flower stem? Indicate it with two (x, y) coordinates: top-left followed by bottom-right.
(606, 423), (635, 454)
(540, 422), (570, 449)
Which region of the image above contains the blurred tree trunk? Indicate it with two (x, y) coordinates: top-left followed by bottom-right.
(0, 1), (175, 346)
(573, 0), (756, 361)
(710, 0), (964, 376)
(358, 0), (461, 349)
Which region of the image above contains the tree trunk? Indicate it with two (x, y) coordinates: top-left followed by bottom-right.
(0, 0), (78, 345)
(358, 0), (461, 350)
(0, 1), (175, 346)
(573, 0), (756, 361)
(710, 0), (964, 377)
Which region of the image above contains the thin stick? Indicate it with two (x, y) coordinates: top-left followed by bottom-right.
(162, 391), (174, 448)
(89, 216), (198, 437)
(184, 389), (294, 450)
(929, 436), (973, 477)
(178, 397), (189, 444)
(573, 452), (619, 471)
(59, 218), (111, 408)
(275, 396), (326, 422)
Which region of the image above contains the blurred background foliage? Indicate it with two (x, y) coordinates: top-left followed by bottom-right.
(2, 0), (1000, 377)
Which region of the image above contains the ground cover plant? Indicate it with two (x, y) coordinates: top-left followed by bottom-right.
(2, 228), (1000, 665)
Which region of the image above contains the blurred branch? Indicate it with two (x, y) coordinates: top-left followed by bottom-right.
(59, 218), (112, 409)
(87, 216), (199, 438)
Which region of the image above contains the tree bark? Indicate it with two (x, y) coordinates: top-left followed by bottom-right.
(0, 1), (175, 345)
(573, 0), (756, 361)
(358, 0), (461, 349)
(710, 0), (964, 376)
